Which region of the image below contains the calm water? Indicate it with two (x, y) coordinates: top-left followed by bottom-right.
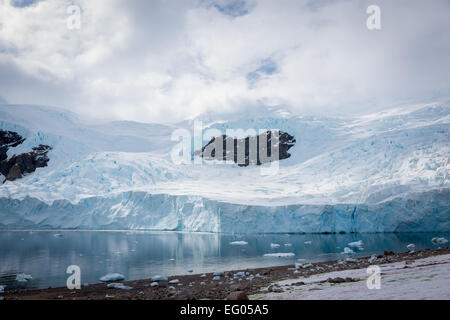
(0, 230), (448, 290)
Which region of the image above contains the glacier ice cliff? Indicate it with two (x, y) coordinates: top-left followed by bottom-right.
(0, 102), (449, 233)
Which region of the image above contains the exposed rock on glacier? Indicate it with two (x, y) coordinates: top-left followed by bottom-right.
(194, 130), (295, 166)
(0, 129), (52, 183)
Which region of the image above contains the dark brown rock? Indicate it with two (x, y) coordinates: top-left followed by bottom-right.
(6, 164), (22, 181)
(226, 291), (249, 300)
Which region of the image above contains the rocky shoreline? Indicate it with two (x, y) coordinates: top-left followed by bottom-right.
(2, 246), (449, 300)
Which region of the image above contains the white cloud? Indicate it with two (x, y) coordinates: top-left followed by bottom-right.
(0, 0), (449, 123)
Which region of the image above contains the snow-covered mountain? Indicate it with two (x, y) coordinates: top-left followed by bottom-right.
(0, 101), (449, 233)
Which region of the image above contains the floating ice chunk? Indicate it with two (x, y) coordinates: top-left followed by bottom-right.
(284, 243), (292, 247)
(54, 234), (63, 238)
(107, 283), (133, 290)
(301, 263), (313, 269)
(100, 273), (125, 282)
(169, 258), (175, 261)
(16, 273), (32, 282)
(200, 274), (207, 278)
(295, 262), (303, 269)
(407, 244), (416, 251)
(230, 241), (248, 246)
(213, 276), (221, 281)
(187, 269), (193, 273)
(150, 282), (159, 287)
(342, 247), (354, 254)
(169, 279), (179, 284)
(0, 285), (4, 293)
(264, 253), (295, 258)
(151, 275), (168, 282)
(368, 255), (377, 264)
(234, 272), (245, 278)
(431, 237), (448, 245)
(348, 240), (363, 247)
(168, 286), (176, 290)
(213, 271), (224, 277)
(304, 241), (312, 245)
(270, 243), (281, 248)
(345, 258), (357, 263)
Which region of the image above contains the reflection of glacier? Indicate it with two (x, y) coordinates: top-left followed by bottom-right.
(0, 102), (449, 233)
(1, 231), (448, 290)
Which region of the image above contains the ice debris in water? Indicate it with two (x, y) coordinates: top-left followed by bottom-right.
(304, 241), (312, 245)
(107, 283), (133, 290)
(347, 240), (364, 250)
(342, 247), (354, 255)
(407, 244), (416, 251)
(264, 253), (295, 258)
(431, 237), (448, 245)
(213, 276), (221, 281)
(346, 258), (357, 263)
(16, 273), (32, 282)
(150, 282), (159, 287)
(54, 234), (63, 238)
(284, 243), (292, 247)
(169, 279), (179, 284)
(151, 275), (168, 282)
(0, 285), (4, 293)
(230, 241), (248, 246)
(213, 271), (224, 277)
(270, 243), (281, 248)
(234, 272), (245, 278)
(99, 273), (125, 282)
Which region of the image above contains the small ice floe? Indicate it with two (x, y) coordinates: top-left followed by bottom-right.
(234, 272), (245, 278)
(168, 286), (176, 291)
(107, 283), (133, 290)
(431, 237), (448, 245)
(255, 274), (261, 278)
(150, 282), (159, 287)
(342, 247), (354, 255)
(0, 285), (4, 293)
(368, 255), (377, 264)
(348, 240), (364, 250)
(284, 243), (292, 247)
(16, 273), (32, 282)
(246, 275), (254, 281)
(301, 263), (313, 269)
(345, 258), (357, 263)
(169, 258), (175, 262)
(407, 244), (416, 252)
(213, 276), (221, 281)
(264, 253), (295, 258)
(230, 241), (248, 246)
(200, 274), (207, 278)
(213, 271), (224, 277)
(169, 279), (179, 284)
(270, 243), (281, 248)
(304, 241), (312, 245)
(151, 275), (168, 282)
(100, 273), (125, 282)
(187, 269), (193, 273)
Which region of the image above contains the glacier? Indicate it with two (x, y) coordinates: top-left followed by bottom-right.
(0, 101), (449, 233)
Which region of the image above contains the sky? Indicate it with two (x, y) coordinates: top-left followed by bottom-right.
(0, 0), (449, 123)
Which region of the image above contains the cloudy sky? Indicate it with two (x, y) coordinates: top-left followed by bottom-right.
(0, 0), (449, 123)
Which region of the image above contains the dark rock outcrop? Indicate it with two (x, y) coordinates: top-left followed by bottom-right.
(0, 130), (52, 183)
(194, 130), (295, 167)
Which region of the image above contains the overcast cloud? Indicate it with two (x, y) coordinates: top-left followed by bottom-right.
(0, 0), (449, 123)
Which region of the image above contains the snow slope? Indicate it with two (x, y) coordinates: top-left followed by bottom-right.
(0, 101), (449, 233)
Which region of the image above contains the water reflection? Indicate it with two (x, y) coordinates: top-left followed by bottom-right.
(0, 231), (448, 290)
